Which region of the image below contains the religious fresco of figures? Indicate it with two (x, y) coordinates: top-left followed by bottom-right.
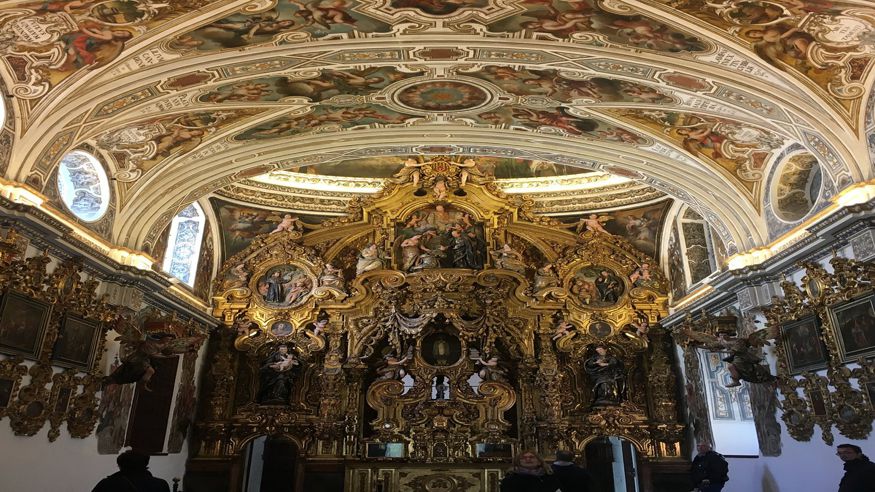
(256, 264), (314, 308)
(612, 109), (785, 193)
(560, 200), (670, 259)
(281, 156), (592, 179)
(653, 0), (875, 106)
(171, 0), (707, 53)
(210, 198), (334, 260)
(199, 68), (422, 104)
(568, 265), (625, 308)
(486, 0), (707, 51)
(0, 0), (210, 99)
(236, 105), (415, 140)
(464, 66), (674, 104)
(829, 294), (875, 362)
(772, 152), (823, 222)
(393, 204), (486, 271)
(474, 106), (645, 144)
(172, 0), (392, 51)
(667, 224), (686, 301)
(96, 110), (262, 179)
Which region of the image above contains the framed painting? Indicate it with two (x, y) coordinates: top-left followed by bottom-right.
(51, 313), (102, 370)
(829, 295), (875, 362)
(0, 291), (52, 359)
(780, 315), (828, 374)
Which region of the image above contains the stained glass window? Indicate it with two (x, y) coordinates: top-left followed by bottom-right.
(162, 203), (206, 287)
(57, 150), (111, 222)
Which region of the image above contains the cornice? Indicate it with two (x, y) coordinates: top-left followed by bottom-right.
(0, 196), (215, 325)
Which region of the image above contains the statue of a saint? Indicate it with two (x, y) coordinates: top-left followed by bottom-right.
(490, 244), (527, 274)
(534, 264), (559, 291)
(319, 263), (346, 291)
(257, 344), (298, 404)
(584, 345), (626, 407)
(356, 243), (385, 276)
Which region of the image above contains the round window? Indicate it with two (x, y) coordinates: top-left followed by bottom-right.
(57, 150), (111, 222)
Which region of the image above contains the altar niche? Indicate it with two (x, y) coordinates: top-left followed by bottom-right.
(363, 317), (519, 462)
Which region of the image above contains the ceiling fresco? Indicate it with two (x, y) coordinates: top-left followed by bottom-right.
(171, 0), (709, 52)
(276, 156), (595, 179)
(0, 0), (872, 255)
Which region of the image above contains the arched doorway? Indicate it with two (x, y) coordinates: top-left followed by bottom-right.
(584, 437), (640, 492)
(242, 436), (298, 492)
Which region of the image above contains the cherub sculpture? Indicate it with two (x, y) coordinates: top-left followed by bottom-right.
(270, 213), (302, 234)
(552, 319), (576, 340)
(103, 318), (205, 391)
(680, 326), (778, 387)
(377, 346), (413, 380)
(575, 214), (613, 236)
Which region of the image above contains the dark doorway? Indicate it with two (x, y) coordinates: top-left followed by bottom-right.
(584, 437), (639, 492)
(243, 436), (297, 492)
(261, 437), (297, 492)
(125, 355), (180, 453)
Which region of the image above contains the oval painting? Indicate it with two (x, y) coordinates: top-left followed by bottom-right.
(257, 265), (313, 308)
(270, 321), (293, 336)
(569, 265), (625, 308)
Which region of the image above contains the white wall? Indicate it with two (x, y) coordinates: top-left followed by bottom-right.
(721, 425), (872, 492)
(0, 424), (188, 491)
(0, 303), (209, 492)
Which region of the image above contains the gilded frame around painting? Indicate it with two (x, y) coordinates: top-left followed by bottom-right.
(828, 294), (875, 363)
(51, 313), (102, 371)
(780, 315), (828, 375)
(0, 290), (52, 359)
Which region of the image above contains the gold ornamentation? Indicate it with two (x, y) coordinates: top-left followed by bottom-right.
(203, 175), (679, 468)
(763, 257), (875, 444)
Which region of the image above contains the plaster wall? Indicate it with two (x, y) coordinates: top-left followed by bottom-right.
(721, 428), (872, 492)
(0, 425), (188, 492)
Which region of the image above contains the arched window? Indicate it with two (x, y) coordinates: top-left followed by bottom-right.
(0, 94), (6, 128)
(57, 150), (111, 222)
(162, 203), (206, 287)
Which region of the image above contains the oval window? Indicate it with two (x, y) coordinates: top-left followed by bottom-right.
(57, 150), (111, 222)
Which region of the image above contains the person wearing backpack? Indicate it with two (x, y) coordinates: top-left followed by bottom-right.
(690, 442), (729, 492)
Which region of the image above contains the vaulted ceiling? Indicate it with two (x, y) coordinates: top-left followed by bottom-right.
(1, 0), (873, 258)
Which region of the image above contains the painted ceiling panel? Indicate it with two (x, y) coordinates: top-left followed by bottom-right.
(0, 0), (871, 253)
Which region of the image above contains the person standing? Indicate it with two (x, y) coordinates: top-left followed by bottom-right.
(551, 450), (593, 492)
(500, 451), (564, 492)
(690, 442), (728, 492)
(92, 450), (170, 492)
(837, 444), (875, 492)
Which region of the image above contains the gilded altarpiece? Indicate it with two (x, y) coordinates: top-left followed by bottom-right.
(205, 159), (687, 492)
(764, 258), (875, 446)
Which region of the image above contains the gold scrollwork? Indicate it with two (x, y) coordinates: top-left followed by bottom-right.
(764, 256), (875, 444)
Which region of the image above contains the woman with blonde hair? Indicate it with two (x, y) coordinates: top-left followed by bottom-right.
(500, 450), (563, 492)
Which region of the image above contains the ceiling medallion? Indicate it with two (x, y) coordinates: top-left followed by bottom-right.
(396, 81), (490, 112)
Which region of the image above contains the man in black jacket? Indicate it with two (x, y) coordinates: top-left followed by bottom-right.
(690, 442), (728, 492)
(551, 450), (594, 492)
(837, 444), (875, 492)
(92, 450), (171, 492)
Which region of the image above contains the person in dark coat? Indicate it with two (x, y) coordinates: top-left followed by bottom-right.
(690, 442), (728, 492)
(92, 450), (171, 492)
(837, 444), (875, 492)
(500, 450), (564, 492)
(551, 449), (593, 492)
